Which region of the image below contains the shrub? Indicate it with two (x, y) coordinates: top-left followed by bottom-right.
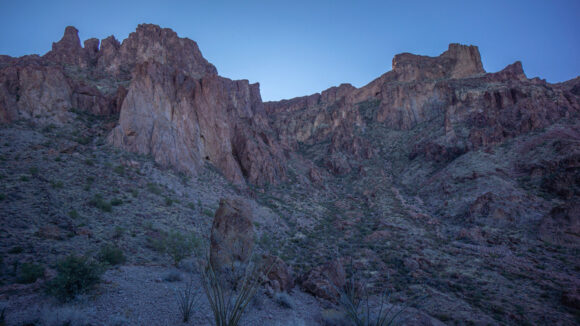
(46, 255), (103, 302)
(68, 210), (80, 219)
(89, 194), (112, 212)
(18, 262), (44, 284)
(147, 182), (163, 195)
(110, 198), (123, 206)
(337, 271), (424, 326)
(113, 165), (125, 176)
(164, 232), (201, 266)
(176, 278), (201, 322)
(201, 261), (264, 326)
(98, 245), (126, 266)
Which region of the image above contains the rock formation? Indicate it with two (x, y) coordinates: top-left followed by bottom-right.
(0, 24), (285, 185)
(209, 198), (255, 270)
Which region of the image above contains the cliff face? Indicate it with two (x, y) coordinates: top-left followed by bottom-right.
(108, 61), (285, 185)
(0, 24), (285, 186)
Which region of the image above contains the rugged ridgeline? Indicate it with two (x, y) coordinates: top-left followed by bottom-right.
(265, 44), (580, 244)
(0, 24), (285, 185)
(1, 25), (579, 236)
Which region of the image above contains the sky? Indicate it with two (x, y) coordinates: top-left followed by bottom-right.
(0, 0), (579, 101)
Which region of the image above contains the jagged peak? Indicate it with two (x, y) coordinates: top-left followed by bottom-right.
(58, 26), (81, 47)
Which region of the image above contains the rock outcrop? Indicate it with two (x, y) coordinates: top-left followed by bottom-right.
(97, 24), (217, 79)
(299, 260), (346, 302)
(0, 62), (73, 124)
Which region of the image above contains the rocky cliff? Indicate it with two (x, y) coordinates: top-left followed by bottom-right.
(0, 24), (285, 186)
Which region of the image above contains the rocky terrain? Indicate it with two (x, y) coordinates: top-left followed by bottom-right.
(0, 24), (579, 325)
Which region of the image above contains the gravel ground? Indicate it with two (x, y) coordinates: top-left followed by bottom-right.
(2, 265), (323, 325)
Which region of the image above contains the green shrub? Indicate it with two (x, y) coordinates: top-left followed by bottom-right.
(0, 194), (5, 201)
(68, 210), (80, 219)
(147, 182), (163, 195)
(17, 262), (44, 284)
(164, 196), (173, 206)
(89, 194), (112, 212)
(113, 165), (125, 176)
(98, 245), (126, 266)
(149, 231), (200, 265)
(110, 198), (123, 206)
(164, 232), (200, 265)
(46, 255), (103, 302)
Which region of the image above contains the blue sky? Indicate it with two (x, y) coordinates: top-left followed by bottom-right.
(0, 0), (579, 101)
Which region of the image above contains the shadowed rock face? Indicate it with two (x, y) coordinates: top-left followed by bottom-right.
(108, 61), (285, 185)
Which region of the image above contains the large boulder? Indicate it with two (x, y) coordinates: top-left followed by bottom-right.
(260, 255), (294, 293)
(209, 198), (255, 271)
(300, 260), (346, 302)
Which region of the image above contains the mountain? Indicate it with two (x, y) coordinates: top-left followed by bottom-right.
(0, 25), (578, 325)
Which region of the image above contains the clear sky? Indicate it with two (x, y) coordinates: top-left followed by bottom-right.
(0, 0), (579, 101)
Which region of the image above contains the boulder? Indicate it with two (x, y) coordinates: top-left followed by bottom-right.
(209, 198), (255, 270)
(261, 254), (294, 293)
(300, 260), (346, 302)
